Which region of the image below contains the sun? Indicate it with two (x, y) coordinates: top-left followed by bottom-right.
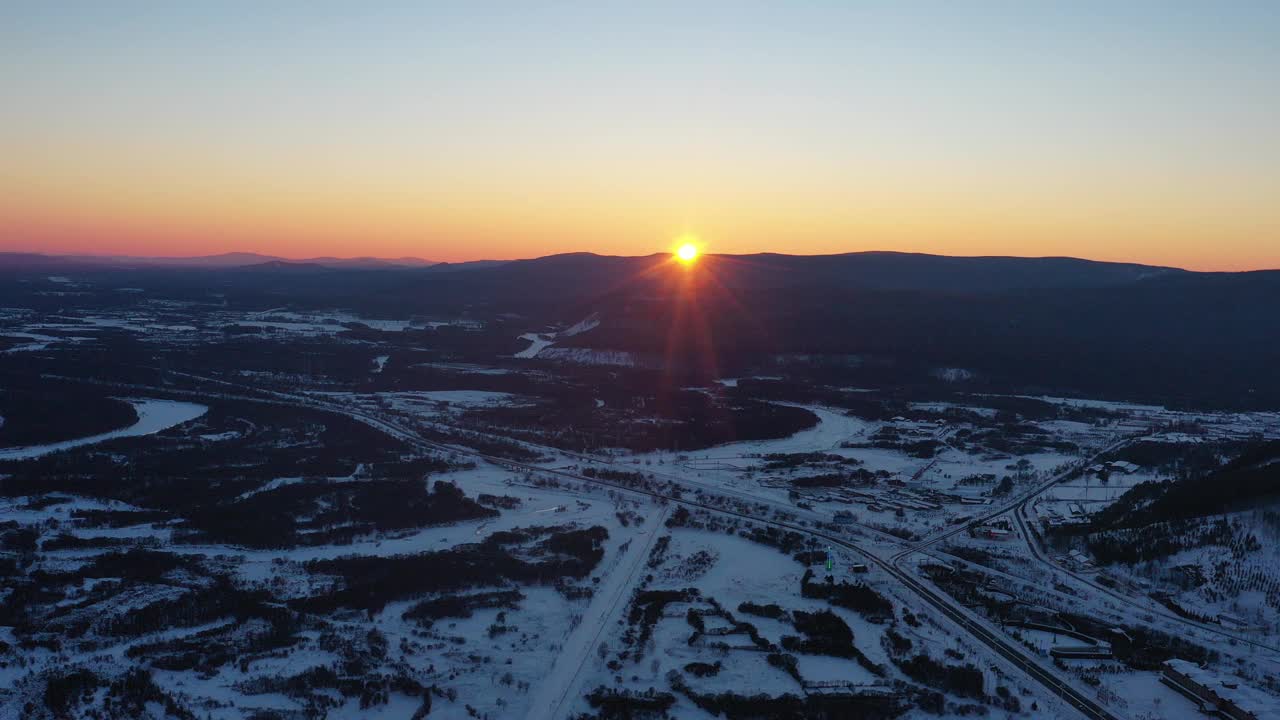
(675, 240), (700, 264)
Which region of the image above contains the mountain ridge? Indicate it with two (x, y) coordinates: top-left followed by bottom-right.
(6, 251), (438, 270)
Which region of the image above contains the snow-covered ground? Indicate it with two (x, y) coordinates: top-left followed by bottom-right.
(515, 333), (554, 359)
(553, 524), (1077, 718)
(3, 309), (1278, 719)
(1, 456), (662, 719)
(537, 347), (641, 366)
(514, 314), (602, 360)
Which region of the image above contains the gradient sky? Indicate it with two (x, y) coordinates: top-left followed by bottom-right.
(2, 2), (1277, 269)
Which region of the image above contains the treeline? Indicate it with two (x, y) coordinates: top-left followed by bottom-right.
(1086, 516), (1257, 565)
(731, 379), (1122, 424)
(1057, 610), (1219, 670)
(891, 654), (984, 701)
(781, 609), (883, 676)
(462, 388), (818, 454)
(584, 687), (677, 717)
(801, 569), (895, 620)
(761, 452), (862, 471)
(0, 377), (138, 448)
(237, 662), (431, 713)
(170, 326), (526, 386)
(296, 525), (608, 614)
(1086, 440), (1280, 531)
(40, 667), (196, 720)
(738, 601), (788, 621)
(0, 401), (412, 515)
(177, 477), (487, 549)
(666, 670), (908, 720)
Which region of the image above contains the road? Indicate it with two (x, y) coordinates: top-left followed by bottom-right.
(894, 437), (1133, 562)
(525, 505), (670, 720)
(53, 371), (1119, 719)
(1011, 490), (1280, 655)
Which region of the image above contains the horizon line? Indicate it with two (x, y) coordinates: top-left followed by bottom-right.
(6, 247), (1279, 274)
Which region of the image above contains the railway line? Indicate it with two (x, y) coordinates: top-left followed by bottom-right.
(1011, 488), (1280, 655)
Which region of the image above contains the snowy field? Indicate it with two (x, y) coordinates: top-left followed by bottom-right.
(557, 524), (1077, 718)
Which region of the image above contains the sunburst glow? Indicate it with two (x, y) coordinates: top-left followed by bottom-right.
(675, 242), (699, 264)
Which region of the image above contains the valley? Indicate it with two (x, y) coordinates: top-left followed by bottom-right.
(0, 254), (1278, 719)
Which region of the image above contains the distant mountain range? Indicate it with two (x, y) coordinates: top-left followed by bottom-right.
(0, 251), (533, 274)
(1, 248), (1266, 288)
(2, 248), (1278, 407)
(0, 251), (439, 270)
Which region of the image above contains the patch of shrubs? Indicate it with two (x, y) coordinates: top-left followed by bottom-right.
(684, 661), (722, 678)
(626, 588), (699, 653)
(41, 667), (196, 719)
(801, 569), (894, 620)
(741, 526), (809, 555)
(892, 653), (984, 700)
(883, 628), (913, 655)
(669, 671), (907, 720)
(766, 652), (802, 684)
(477, 493), (522, 510)
(178, 478), (491, 549)
(298, 525), (607, 614)
(585, 686), (676, 717)
(402, 590), (526, 627)
(781, 610), (883, 676)
(737, 601), (788, 621)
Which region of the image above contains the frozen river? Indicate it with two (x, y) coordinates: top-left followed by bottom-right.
(0, 398), (207, 460)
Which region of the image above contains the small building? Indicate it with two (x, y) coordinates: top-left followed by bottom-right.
(1161, 659), (1267, 720)
(1050, 644), (1113, 659)
(1218, 613), (1260, 631)
(1067, 549), (1093, 568)
(1109, 461), (1140, 474)
(832, 511), (855, 525)
(984, 526), (1013, 540)
(974, 518), (1013, 537)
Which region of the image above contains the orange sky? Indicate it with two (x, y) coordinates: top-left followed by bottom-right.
(2, 4), (1277, 271)
(4, 170), (1274, 270)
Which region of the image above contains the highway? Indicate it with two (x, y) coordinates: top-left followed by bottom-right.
(53, 370), (1122, 719)
(888, 435), (1280, 656)
(486, 449), (1122, 719)
(893, 437), (1134, 562)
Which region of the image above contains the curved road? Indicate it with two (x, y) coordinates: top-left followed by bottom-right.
(1011, 491), (1280, 655)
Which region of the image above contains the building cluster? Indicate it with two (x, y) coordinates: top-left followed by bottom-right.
(970, 517), (1014, 541)
(1085, 460), (1141, 478)
(1161, 659), (1267, 720)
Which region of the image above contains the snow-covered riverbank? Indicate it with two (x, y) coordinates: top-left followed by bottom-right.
(0, 399), (207, 460)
